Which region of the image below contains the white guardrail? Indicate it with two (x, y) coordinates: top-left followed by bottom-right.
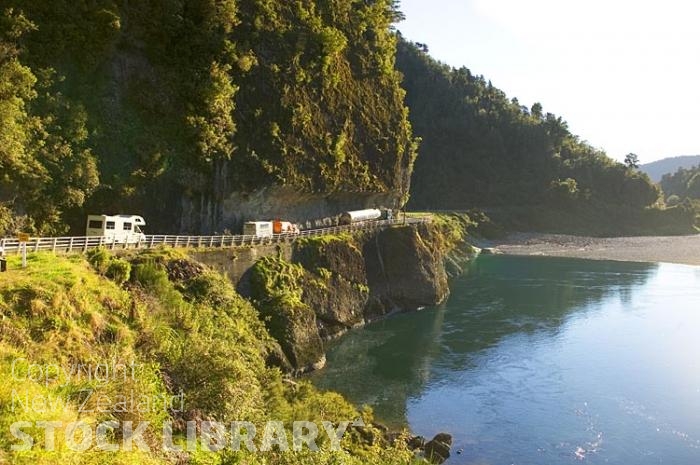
(0, 218), (430, 255)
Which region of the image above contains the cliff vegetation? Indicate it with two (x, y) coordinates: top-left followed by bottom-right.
(0, 249), (418, 464)
(0, 1), (417, 235)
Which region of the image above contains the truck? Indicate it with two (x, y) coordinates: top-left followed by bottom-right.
(243, 221), (274, 238)
(338, 209), (383, 226)
(273, 219), (300, 235)
(85, 215), (147, 244)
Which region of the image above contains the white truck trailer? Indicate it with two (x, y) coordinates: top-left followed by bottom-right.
(338, 209), (383, 225)
(86, 215), (147, 244)
(243, 221), (274, 238)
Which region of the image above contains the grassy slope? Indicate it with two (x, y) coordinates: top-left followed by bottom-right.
(0, 251), (416, 465)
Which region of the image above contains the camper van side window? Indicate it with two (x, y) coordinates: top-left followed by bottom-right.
(88, 220), (103, 229)
(106, 221), (116, 230)
(123, 222), (132, 231)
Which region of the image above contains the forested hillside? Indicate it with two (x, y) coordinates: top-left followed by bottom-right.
(1, 2), (695, 238)
(397, 39), (655, 210)
(0, 1), (417, 235)
(642, 155), (700, 183)
(395, 39), (696, 234)
(660, 165), (700, 201)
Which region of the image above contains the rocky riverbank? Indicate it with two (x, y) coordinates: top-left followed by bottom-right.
(482, 232), (700, 266)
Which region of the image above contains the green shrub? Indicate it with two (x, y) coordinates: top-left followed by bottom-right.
(86, 247), (111, 274)
(131, 261), (170, 292)
(666, 194), (681, 207)
(317, 267), (333, 281)
(105, 258), (131, 285)
(547, 178), (580, 205)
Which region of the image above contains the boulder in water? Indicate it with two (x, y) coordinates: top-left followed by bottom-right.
(424, 433), (452, 464)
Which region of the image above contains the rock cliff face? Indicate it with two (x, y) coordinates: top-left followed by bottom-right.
(195, 217), (476, 373)
(180, 186), (402, 234)
(293, 236), (369, 339)
(364, 224), (450, 318)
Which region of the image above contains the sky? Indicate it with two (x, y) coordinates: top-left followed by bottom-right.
(397, 0), (700, 163)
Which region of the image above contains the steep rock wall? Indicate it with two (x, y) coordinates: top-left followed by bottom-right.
(364, 224), (450, 319)
(180, 186), (401, 234)
(194, 217), (476, 372)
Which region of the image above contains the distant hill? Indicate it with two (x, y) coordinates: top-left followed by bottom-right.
(641, 156), (700, 182)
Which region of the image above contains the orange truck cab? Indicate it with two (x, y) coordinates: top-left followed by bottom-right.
(273, 219), (300, 234)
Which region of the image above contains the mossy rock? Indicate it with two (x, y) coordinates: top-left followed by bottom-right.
(293, 233), (367, 284)
(249, 256), (325, 371)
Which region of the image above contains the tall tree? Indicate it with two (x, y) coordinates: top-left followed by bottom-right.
(624, 153), (640, 169)
(0, 8), (98, 235)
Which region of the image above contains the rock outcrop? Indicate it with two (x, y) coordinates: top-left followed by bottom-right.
(364, 224), (450, 318)
(294, 237), (369, 339)
(180, 187), (402, 234)
(424, 433), (453, 464)
(196, 217), (476, 372)
(248, 256), (326, 373)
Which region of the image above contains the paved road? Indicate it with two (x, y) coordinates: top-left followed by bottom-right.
(0, 217), (430, 255)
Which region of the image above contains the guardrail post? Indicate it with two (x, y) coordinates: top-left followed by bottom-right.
(68, 237), (74, 253)
(186, 237), (191, 248)
(149, 236), (154, 248)
(52, 238), (58, 252)
(209, 237), (214, 247)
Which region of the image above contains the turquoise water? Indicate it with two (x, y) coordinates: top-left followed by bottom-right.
(310, 255), (700, 464)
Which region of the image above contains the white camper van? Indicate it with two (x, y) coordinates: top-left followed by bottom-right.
(86, 215), (147, 244)
(243, 221), (274, 238)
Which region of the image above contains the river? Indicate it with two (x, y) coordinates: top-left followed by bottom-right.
(310, 255), (700, 464)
